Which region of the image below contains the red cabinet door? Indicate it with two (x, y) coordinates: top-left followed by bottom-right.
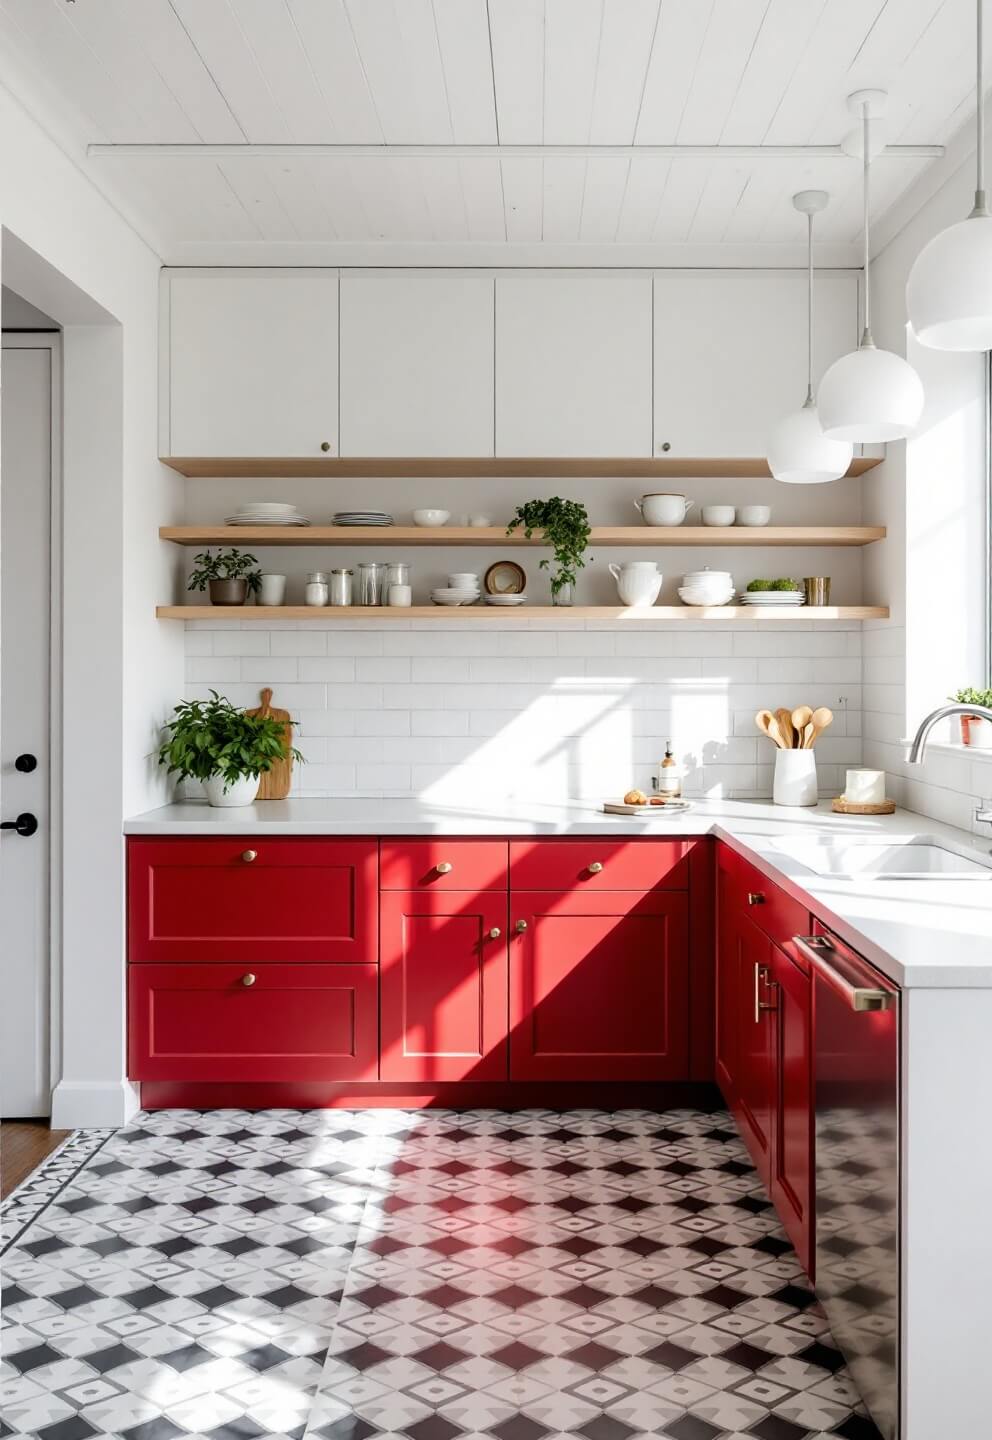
(732, 919), (775, 1190)
(380, 893), (508, 1081)
(510, 839), (690, 891)
(715, 857), (741, 1103)
(380, 840), (508, 892)
(509, 891), (689, 1081)
(768, 938), (814, 1277)
(128, 837), (377, 963)
(128, 963), (378, 1082)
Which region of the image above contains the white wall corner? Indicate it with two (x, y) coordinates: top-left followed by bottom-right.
(51, 1079), (140, 1129)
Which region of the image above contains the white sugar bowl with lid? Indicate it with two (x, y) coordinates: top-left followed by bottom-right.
(678, 568), (734, 606)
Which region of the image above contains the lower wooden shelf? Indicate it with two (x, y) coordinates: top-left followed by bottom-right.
(158, 604), (890, 622)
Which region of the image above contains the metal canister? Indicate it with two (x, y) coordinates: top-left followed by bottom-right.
(329, 568), (353, 606)
(803, 576), (831, 607)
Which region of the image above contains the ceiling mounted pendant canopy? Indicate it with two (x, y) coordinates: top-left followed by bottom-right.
(818, 91), (925, 442)
(907, 0), (992, 349)
(767, 191), (854, 483)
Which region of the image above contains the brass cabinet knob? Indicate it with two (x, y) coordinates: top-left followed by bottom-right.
(587, 861), (604, 874)
(515, 919), (528, 933)
(435, 861), (453, 874)
(489, 927), (502, 940)
(747, 891), (765, 905)
(320, 441), (331, 452)
(242, 973), (256, 987)
(241, 850), (257, 863)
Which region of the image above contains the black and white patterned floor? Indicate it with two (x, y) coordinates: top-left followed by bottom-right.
(0, 1109), (881, 1440)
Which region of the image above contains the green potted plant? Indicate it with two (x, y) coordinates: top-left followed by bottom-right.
(507, 497), (591, 604)
(188, 548), (262, 606)
(158, 692), (303, 807)
(949, 687), (992, 747)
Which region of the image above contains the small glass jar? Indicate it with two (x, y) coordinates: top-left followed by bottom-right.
(385, 562), (410, 588)
(305, 571), (329, 607)
(329, 568), (353, 606)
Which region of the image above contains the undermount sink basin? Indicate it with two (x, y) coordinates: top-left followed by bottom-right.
(772, 836), (992, 879)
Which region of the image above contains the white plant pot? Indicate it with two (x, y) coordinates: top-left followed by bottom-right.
(773, 750), (818, 807)
(204, 773), (260, 808)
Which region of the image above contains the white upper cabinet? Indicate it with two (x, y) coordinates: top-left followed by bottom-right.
(495, 274), (653, 457)
(339, 273), (494, 457)
(165, 271), (339, 457)
(653, 271), (859, 458)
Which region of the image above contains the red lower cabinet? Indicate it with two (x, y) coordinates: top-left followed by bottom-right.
(128, 964), (379, 1082)
(509, 891), (689, 1081)
(733, 922), (776, 1190)
(768, 939), (813, 1275)
(380, 893), (509, 1081)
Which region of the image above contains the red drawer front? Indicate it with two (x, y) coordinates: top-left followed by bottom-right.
(380, 839), (508, 892)
(718, 843), (809, 950)
(510, 839), (690, 891)
(128, 838), (377, 962)
(380, 893), (508, 1082)
(509, 890), (690, 1081)
(128, 964), (378, 1082)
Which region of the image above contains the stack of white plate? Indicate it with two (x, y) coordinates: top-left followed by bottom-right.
(431, 587), (480, 607)
(333, 511), (394, 526)
(225, 502), (310, 526)
(739, 589), (805, 607)
(484, 594), (528, 607)
(678, 569), (735, 606)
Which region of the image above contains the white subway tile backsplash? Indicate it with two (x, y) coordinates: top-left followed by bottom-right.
(240, 656), (298, 681)
(299, 657), (357, 681)
(270, 631), (328, 656)
(356, 656), (412, 682)
(213, 631), (271, 656)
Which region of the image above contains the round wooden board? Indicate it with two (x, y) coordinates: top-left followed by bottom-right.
(832, 796), (895, 815)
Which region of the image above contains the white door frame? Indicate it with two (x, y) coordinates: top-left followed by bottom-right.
(1, 331), (63, 1112)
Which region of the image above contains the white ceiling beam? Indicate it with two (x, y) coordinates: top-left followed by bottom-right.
(87, 141), (944, 160)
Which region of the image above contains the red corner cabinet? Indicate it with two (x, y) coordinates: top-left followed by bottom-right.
(716, 842), (814, 1276)
(127, 833), (710, 1100)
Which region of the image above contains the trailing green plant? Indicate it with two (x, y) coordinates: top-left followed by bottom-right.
(187, 548), (262, 594)
(158, 691), (302, 792)
(746, 577), (801, 592)
(950, 686), (992, 709)
(506, 497), (591, 597)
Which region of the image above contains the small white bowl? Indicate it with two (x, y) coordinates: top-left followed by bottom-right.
(701, 505), (737, 526)
(413, 509), (451, 527)
(738, 505), (771, 527)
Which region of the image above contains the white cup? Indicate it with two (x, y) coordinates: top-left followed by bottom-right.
(738, 505), (771, 527)
(447, 573), (480, 589)
(635, 494), (694, 526)
(258, 573), (287, 605)
(608, 561), (663, 607)
(701, 505), (737, 527)
(388, 584), (412, 607)
(468, 513), (492, 527)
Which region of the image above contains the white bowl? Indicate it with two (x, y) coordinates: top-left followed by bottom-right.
(432, 593), (477, 606)
(414, 509), (451, 527)
(701, 506), (737, 526)
(447, 574), (480, 588)
(485, 594), (528, 606)
(738, 505), (771, 526)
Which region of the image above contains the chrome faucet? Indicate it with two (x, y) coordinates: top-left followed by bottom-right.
(907, 702), (992, 763)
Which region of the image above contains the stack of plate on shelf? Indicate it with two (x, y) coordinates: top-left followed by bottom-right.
(484, 594), (528, 607)
(333, 511), (394, 526)
(224, 502), (310, 526)
(739, 588), (805, 608)
(678, 570), (735, 606)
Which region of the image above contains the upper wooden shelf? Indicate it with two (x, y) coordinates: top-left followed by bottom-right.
(161, 524), (885, 548)
(160, 604), (890, 622)
(160, 455), (883, 480)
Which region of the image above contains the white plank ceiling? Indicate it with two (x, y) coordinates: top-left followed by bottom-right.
(0, 0), (984, 263)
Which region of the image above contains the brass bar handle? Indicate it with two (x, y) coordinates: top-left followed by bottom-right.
(241, 973), (256, 987)
(241, 849), (257, 863)
(753, 963), (776, 1020)
(747, 891), (765, 905)
(515, 919), (528, 933)
(792, 934), (892, 1012)
(435, 861), (453, 874)
(489, 927), (502, 939)
(587, 861), (604, 873)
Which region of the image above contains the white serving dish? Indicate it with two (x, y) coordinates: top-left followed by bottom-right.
(414, 509), (451, 527)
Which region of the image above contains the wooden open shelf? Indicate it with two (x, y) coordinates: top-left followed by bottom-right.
(161, 524), (885, 548)
(159, 605), (890, 622)
(161, 455), (884, 480)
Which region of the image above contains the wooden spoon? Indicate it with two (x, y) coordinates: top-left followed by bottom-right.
(775, 707), (797, 749)
(755, 709), (789, 749)
(791, 705), (813, 739)
(806, 706), (834, 747)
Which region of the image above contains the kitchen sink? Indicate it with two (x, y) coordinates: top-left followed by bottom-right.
(771, 836), (992, 879)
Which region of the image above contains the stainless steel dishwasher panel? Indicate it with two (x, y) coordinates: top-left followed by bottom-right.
(794, 925), (900, 1440)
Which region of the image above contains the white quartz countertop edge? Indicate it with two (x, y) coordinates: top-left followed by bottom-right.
(123, 797), (992, 990)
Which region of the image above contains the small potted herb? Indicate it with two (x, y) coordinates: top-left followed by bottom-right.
(158, 692), (303, 807)
(188, 548), (262, 606)
(507, 497), (591, 604)
(745, 578), (802, 592)
(949, 687), (992, 747)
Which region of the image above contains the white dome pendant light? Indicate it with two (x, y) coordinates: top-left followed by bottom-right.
(818, 91), (924, 442)
(907, 0), (992, 349)
(767, 191), (854, 483)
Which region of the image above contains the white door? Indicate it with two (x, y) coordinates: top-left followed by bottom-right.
(495, 273), (653, 456)
(653, 270), (859, 457)
(166, 270), (339, 457)
(340, 272), (495, 456)
(1, 337), (55, 1117)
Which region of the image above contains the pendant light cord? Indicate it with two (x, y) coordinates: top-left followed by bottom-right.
(806, 211), (815, 406)
(862, 102), (874, 348)
(975, 0), (988, 215)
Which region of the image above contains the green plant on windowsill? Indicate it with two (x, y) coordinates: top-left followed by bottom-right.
(948, 688), (992, 749)
(507, 497), (591, 601)
(950, 687), (992, 709)
(158, 691), (303, 805)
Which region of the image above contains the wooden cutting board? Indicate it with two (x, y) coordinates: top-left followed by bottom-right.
(247, 687), (294, 800)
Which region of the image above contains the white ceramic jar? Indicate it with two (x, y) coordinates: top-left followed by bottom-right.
(635, 494), (694, 526)
(609, 561), (663, 606)
(773, 750), (818, 807)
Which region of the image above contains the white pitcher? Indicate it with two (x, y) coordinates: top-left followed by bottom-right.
(609, 561), (663, 607)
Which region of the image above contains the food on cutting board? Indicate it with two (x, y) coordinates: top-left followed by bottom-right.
(623, 788), (648, 805)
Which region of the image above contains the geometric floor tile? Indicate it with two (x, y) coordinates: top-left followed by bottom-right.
(0, 1107), (884, 1440)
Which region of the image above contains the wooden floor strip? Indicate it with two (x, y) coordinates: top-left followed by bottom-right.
(1, 1121), (72, 1199)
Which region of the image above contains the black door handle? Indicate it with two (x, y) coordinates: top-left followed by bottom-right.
(1, 813), (38, 837)
(15, 754), (38, 773)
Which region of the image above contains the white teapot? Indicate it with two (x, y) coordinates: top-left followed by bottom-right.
(609, 561), (663, 607)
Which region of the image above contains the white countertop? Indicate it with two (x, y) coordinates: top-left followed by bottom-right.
(124, 796), (992, 989)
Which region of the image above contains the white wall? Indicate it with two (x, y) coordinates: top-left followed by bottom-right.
(0, 83), (183, 1126)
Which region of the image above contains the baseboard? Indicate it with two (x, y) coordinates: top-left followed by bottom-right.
(50, 1079), (141, 1128)
(139, 1080), (724, 1111)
